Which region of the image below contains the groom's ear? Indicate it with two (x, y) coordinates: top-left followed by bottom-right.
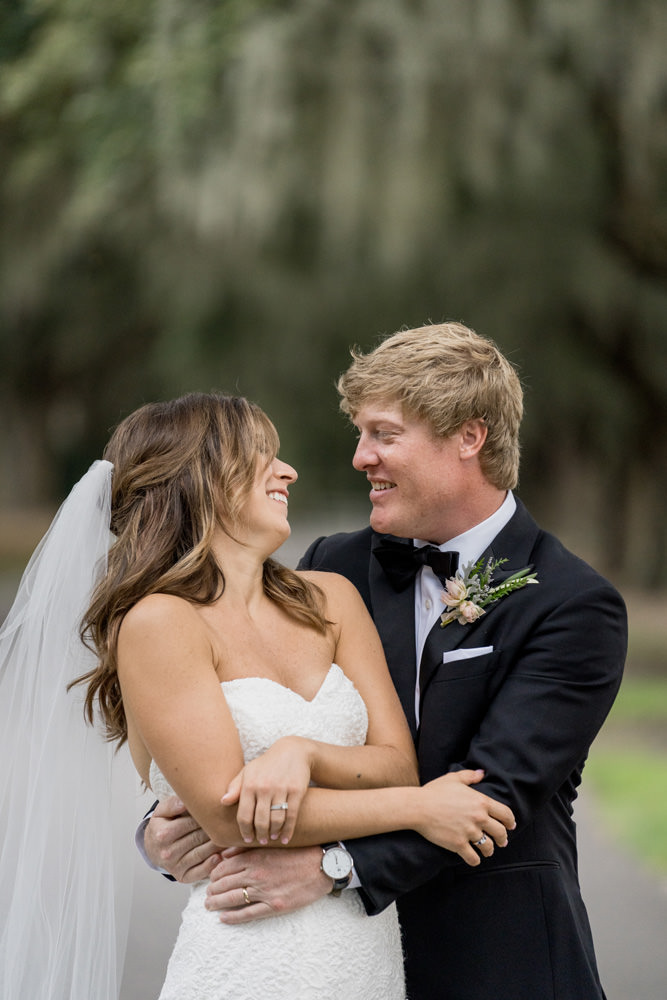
(458, 419), (487, 459)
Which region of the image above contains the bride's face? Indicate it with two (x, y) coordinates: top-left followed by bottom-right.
(235, 454), (298, 551)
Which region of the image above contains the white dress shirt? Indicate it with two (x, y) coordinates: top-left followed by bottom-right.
(412, 491), (516, 725)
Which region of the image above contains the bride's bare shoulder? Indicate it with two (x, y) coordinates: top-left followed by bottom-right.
(120, 592), (203, 640)
(297, 570), (364, 614)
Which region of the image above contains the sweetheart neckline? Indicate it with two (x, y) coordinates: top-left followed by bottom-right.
(220, 663), (342, 705)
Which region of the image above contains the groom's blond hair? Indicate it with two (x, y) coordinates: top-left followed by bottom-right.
(337, 322), (523, 491)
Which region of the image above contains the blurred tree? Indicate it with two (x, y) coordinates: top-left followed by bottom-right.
(1, 0), (666, 583)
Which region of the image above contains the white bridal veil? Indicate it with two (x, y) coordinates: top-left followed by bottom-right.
(0, 460), (137, 1000)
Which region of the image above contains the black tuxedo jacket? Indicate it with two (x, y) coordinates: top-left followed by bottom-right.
(299, 499), (627, 1000)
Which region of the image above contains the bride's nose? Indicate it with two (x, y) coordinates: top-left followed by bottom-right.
(274, 459), (298, 484)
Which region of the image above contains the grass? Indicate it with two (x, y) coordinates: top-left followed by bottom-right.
(585, 672), (667, 873)
(603, 675), (667, 723)
(585, 749), (667, 873)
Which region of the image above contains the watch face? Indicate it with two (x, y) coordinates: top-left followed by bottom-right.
(322, 846), (353, 879)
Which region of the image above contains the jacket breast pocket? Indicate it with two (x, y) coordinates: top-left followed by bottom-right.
(435, 646), (497, 681)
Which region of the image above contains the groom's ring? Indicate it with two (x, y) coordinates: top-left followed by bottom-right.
(242, 887), (251, 905)
(270, 802), (289, 811)
(474, 835), (488, 846)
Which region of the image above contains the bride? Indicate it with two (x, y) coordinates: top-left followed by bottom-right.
(0, 392), (514, 999)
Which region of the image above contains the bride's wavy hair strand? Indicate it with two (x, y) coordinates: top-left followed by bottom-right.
(74, 392), (328, 745)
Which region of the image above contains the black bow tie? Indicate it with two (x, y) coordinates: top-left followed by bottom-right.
(373, 539), (459, 591)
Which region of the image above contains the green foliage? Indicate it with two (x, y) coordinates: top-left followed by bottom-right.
(605, 677), (667, 724)
(586, 663), (667, 874)
(1, 0), (666, 583)
(585, 749), (667, 874)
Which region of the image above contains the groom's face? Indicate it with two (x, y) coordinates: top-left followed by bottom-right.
(351, 401), (467, 544)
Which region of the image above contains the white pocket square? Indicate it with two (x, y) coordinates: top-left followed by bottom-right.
(442, 646), (494, 664)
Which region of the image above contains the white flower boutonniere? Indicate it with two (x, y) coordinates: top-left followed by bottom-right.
(440, 557), (538, 627)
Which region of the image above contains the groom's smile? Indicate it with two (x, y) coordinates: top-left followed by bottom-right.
(351, 402), (469, 543)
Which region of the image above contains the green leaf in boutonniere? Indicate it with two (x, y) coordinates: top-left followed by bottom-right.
(439, 557), (538, 627)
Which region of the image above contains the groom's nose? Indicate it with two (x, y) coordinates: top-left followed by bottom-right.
(352, 434), (376, 471)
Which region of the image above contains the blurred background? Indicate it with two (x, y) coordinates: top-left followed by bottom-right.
(1, 1), (666, 997)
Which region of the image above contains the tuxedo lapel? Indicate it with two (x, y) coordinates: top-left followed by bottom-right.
(418, 610), (467, 696)
(418, 500), (540, 706)
(369, 534), (418, 737)
(483, 497), (540, 572)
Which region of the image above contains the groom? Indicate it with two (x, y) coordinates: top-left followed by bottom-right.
(144, 322), (626, 999)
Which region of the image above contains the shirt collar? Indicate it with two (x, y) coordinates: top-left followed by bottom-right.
(414, 491), (516, 570)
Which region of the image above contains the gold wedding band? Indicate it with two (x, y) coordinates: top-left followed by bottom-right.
(242, 887), (251, 905)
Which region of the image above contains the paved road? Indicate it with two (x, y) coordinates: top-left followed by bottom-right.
(577, 792), (667, 1000)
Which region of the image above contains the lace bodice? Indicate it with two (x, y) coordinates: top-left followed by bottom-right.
(150, 664), (368, 799)
(152, 663), (406, 1000)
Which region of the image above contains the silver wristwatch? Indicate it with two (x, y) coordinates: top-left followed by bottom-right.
(321, 842), (354, 896)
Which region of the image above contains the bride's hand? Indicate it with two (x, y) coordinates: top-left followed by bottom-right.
(415, 770), (516, 866)
(221, 736), (313, 845)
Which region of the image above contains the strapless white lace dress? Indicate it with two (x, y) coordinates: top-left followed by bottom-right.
(150, 664), (406, 1000)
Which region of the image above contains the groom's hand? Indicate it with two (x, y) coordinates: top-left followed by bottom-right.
(205, 846), (331, 923)
(144, 796), (222, 883)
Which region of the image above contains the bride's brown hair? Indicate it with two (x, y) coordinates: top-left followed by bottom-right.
(76, 392), (328, 746)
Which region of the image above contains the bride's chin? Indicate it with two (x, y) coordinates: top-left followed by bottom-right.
(265, 523), (291, 557)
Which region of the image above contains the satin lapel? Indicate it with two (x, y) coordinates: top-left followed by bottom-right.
(483, 498), (540, 575)
(369, 534), (418, 737)
(418, 611), (467, 697)
(418, 499), (540, 705)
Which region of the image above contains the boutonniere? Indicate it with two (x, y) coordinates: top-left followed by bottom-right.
(440, 557), (538, 627)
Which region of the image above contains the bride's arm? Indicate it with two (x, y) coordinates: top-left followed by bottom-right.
(118, 593), (514, 863)
(118, 589), (417, 848)
(300, 571), (419, 792)
(276, 770), (514, 866)
(117, 592), (246, 843)
(222, 572), (419, 844)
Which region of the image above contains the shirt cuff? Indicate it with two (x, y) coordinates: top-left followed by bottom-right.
(135, 811), (171, 876)
(340, 840), (361, 890)
(347, 870), (361, 890)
